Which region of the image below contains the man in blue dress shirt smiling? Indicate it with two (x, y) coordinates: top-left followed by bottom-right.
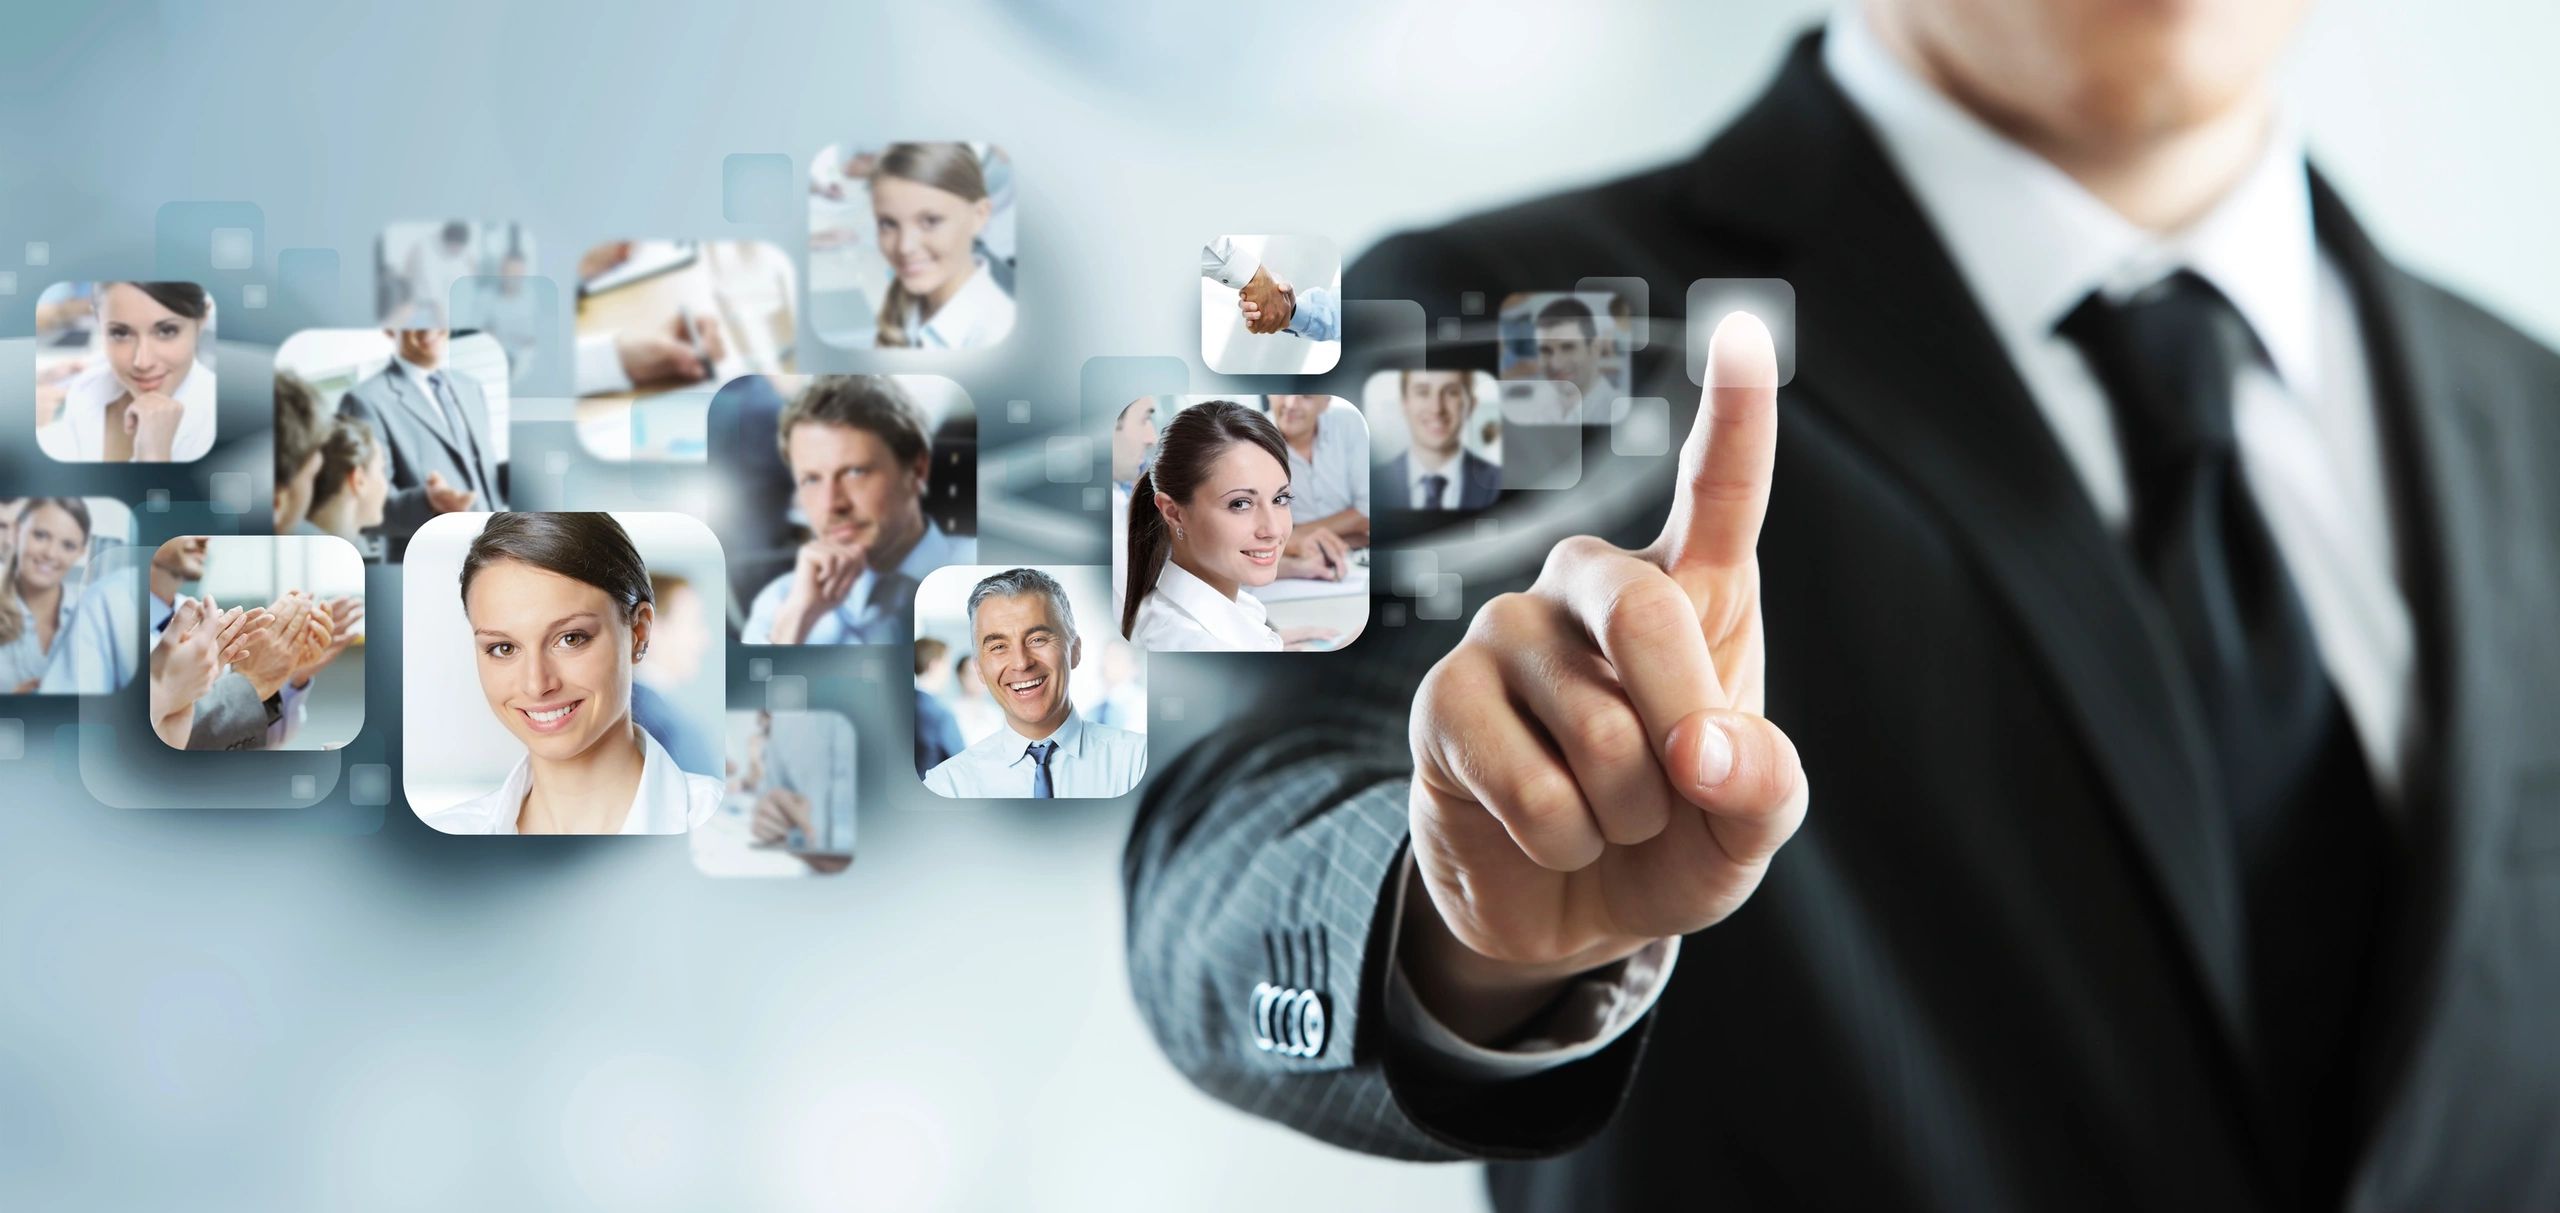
(923, 567), (1146, 799)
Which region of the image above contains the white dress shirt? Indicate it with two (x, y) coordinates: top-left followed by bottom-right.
(422, 728), (721, 835)
(1394, 5), (2420, 1078)
(900, 258), (1016, 349)
(922, 707), (1149, 799)
(1201, 236), (1257, 290)
(1129, 560), (1281, 652)
(38, 357), (217, 463)
(1404, 447), (1463, 510)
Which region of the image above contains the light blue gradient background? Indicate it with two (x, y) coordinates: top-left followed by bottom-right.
(2, 2), (2553, 1210)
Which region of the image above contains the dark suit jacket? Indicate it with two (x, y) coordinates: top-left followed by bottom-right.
(338, 361), (505, 556)
(1382, 450), (1501, 511)
(1125, 31), (2560, 1212)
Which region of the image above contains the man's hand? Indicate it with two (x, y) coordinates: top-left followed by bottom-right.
(226, 596), (316, 701)
(1240, 266), (1296, 334)
(767, 540), (868, 644)
(124, 391), (187, 461)
(423, 471), (477, 514)
(149, 598), (225, 747)
(35, 358), (85, 430)
(1278, 526), (1349, 581)
(752, 786), (852, 874)
(614, 313), (726, 388)
(1400, 312), (1808, 1044)
(289, 597), (364, 688)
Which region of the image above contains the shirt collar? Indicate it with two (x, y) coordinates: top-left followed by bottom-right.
(835, 518), (955, 621)
(998, 706), (1084, 766)
(1153, 559), (1272, 647)
(916, 258), (1002, 346)
(1405, 447), (1459, 495)
(489, 727), (689, 834)
(392, 356), (444, 386)
(1822, 5), (2321, 395)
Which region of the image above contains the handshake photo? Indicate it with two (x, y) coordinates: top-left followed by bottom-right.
(1236, 264), (1299, 335)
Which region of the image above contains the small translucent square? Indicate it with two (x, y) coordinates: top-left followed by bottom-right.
(1046, 436), (1094, 483)
(291, 774), (318, 800)
(1437, 317), (1461, 342)
(209, 472), (251, 514)
(544, 451), (571, 476)
(1460, 291), (1486, 316)
(1160, 697), (1185, 721)
(1613, 397), (1671, 457)
(1394, 550), (1439, 599)
(0, 719), (22, 761)
(1382, 602), (1409, 629)
(146, 489), (170, 512)
(209, 227), (254, 270)
(858, 658), (882, 683)
(1475, 518), (1501, 541)
(241, 284), (267, 309)
(0, 271), (15, 296)
(1685, 278), (1798, 386)
(1417, 573), (1464, 620)
(1082, 486), (1107, 512)
(748, 657), (772, 681)
(350, 764), (393, 806)
(722, 153), (795, 225)
(24, 242), (47, 266)
(1007, 399), (1031, 424)
(768, 674), (809, 710)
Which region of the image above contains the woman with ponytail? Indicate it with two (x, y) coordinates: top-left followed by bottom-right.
(868, 142), (1015, 349)
(1121, 401), (1342, 652)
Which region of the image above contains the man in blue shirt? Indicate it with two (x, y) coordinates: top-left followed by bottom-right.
(741, 376), (976, 645)
(922, 568), (1146, 799)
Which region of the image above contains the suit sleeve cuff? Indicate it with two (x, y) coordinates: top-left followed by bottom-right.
(1381, 853), (1678, 1082)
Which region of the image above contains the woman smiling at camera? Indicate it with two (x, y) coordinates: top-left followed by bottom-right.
(38, 282), (217, 463)
(1122, 401), (1341, 653)
(869, 142), (1014, 349)
(424, 513), (719, 835)
(0, 497), (93, 691)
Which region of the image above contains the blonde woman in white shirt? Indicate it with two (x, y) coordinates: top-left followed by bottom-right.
(869, 142), (1015, 349)
(423, 513), (720, 835)
(38, 282), (216, 463)
(1122, 401), (1339, 652)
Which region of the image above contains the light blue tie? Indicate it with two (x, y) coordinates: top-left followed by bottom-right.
(1026, 740), (1058, 799)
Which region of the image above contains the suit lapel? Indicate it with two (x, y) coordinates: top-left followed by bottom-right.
(1681, 37), (2258, 1082)
(2305, 174), (2486, 1170)
(391, 366), (482, 490)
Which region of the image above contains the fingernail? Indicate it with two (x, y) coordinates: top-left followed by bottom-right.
(1696, 718), (1734, 789)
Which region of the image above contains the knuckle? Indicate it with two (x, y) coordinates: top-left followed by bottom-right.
(1599, 574), (1694, 656)
(1571, 706), (1651, 773)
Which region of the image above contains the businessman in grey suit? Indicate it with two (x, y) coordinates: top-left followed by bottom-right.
(336, 328), (504, 559)
(1127, 1), (2560, 1209)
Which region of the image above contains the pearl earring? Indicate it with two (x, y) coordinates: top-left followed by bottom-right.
(1176, 526), (1185, 539)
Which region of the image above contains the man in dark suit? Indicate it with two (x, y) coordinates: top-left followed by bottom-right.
(1125, 1), (2560, 1209)
(1381, 369), (1500, 510)
(337, 327), (505, 559)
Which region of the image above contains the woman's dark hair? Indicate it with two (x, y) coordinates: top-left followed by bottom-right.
(1120, 400), (1289, 640)
(273, 372), (329, 485)
(0, 497), (95, 647)
(108, 281), (211, 321)
(307, 417), (380, 515)
(459, 512), (653, 624)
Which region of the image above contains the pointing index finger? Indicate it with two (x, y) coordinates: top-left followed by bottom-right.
(1656, 311), (1779, 575)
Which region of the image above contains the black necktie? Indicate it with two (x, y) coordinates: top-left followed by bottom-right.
(2059, 271), (2391, 1203)
(1419, 473), (1448, 510)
